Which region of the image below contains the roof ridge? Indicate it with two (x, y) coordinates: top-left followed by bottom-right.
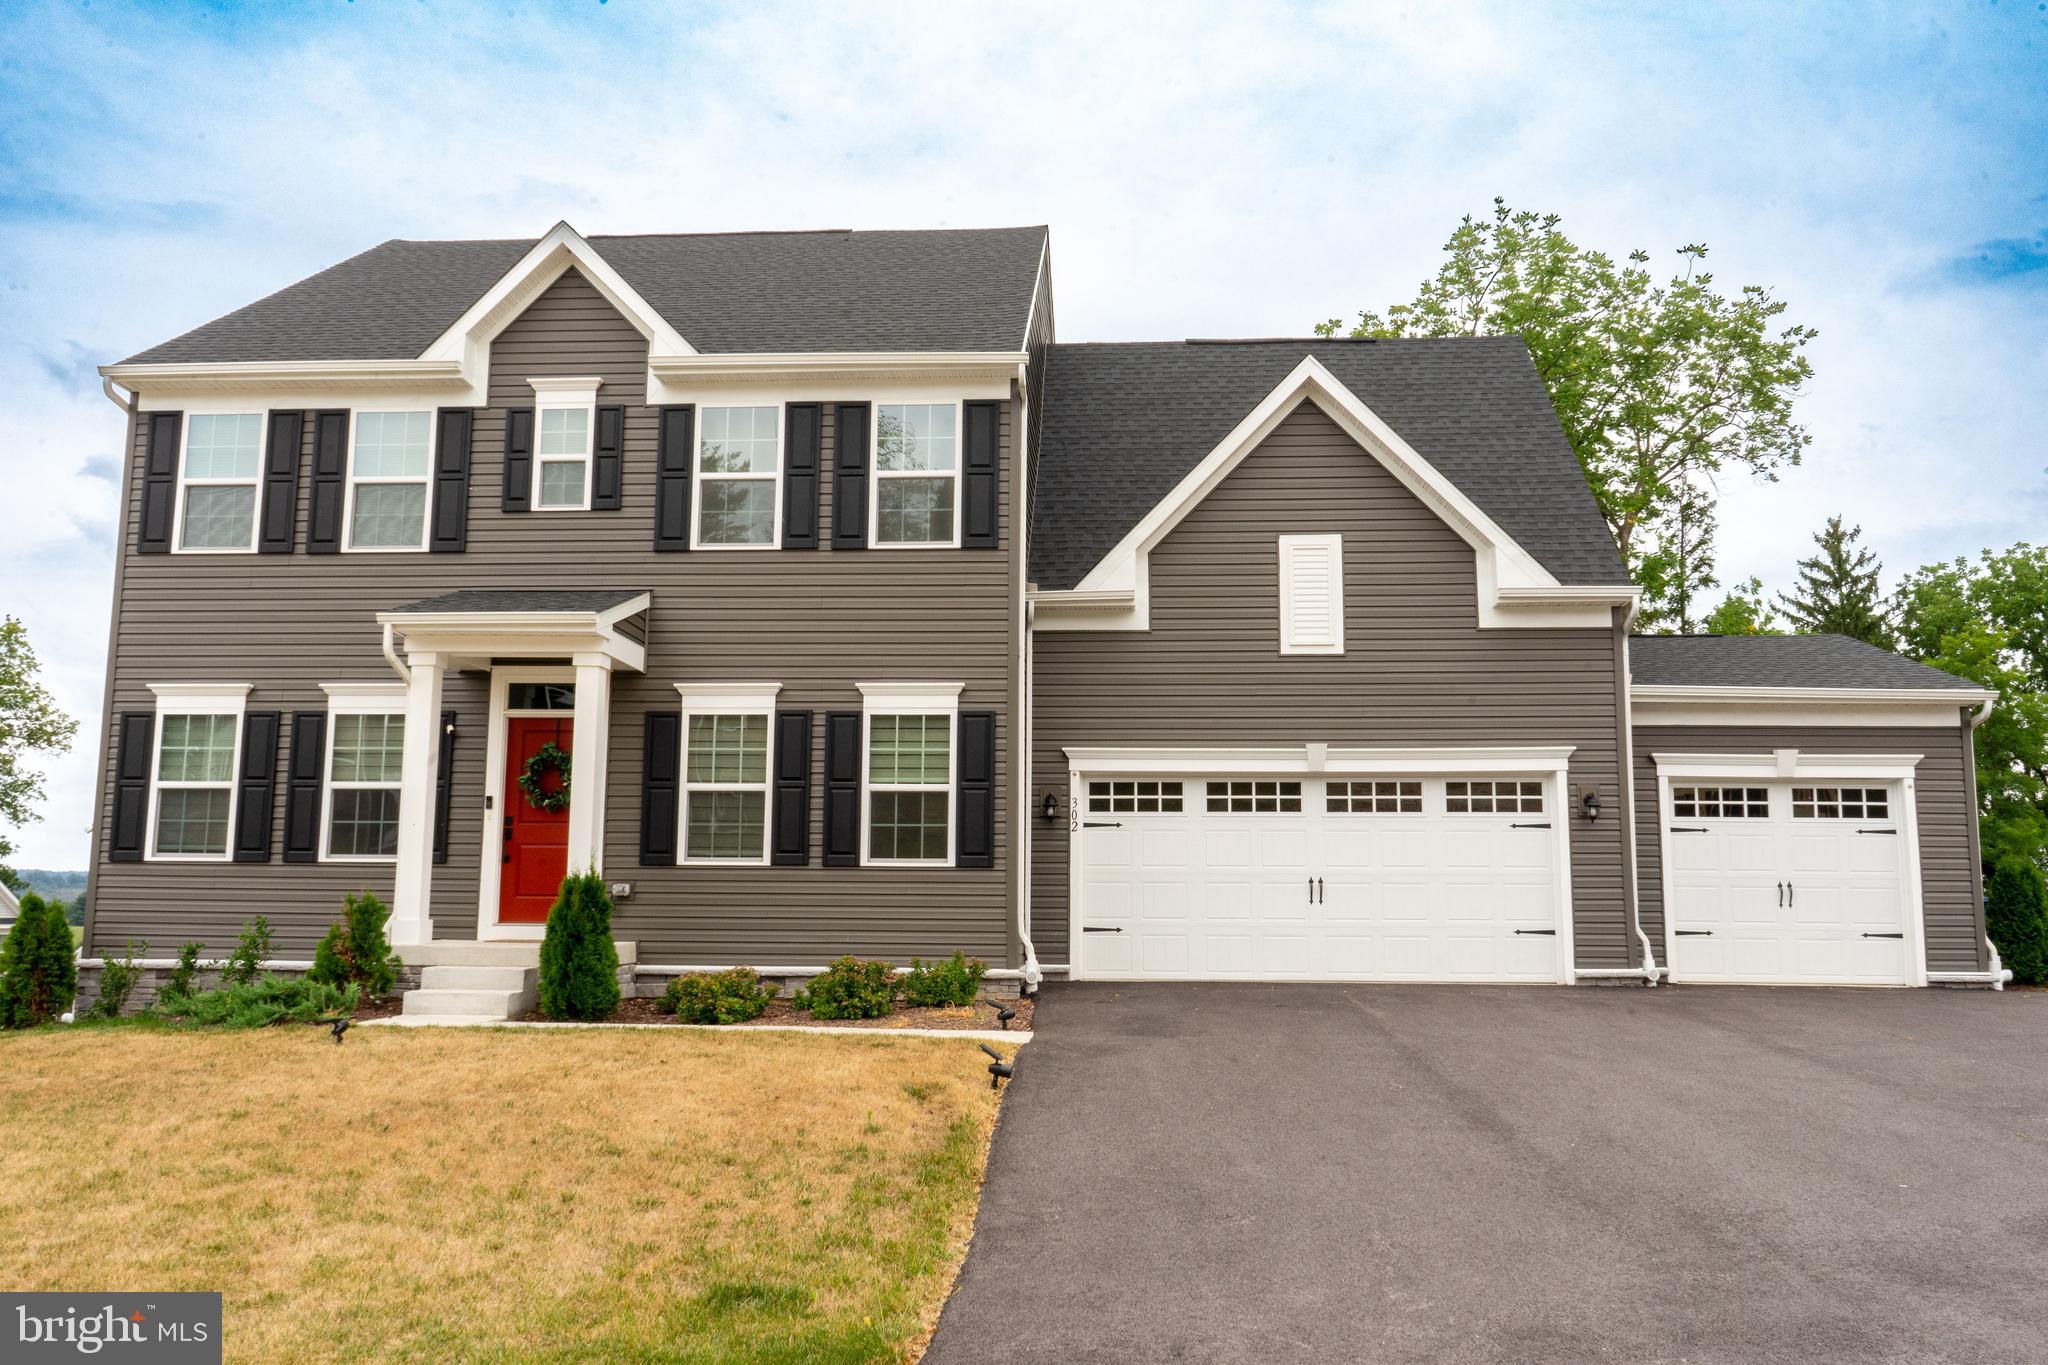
(587, 224), (1048, 241)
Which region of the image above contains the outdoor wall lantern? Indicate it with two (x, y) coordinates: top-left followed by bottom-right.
(1582, 790), (1602, 822)
(1041, 791), (1060, 821)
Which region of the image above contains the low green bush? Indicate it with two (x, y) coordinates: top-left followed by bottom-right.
(900, 952), (987, 1008)
(661, 967), (778, 1024)
(0, 893), (78, 1028)
(152, 976), (360, 1028)
(220, 916), (274, 988)
(309, 891), (404, 997)
(537, 872), (621, 1021)
(1987, 857), (2048, 986)
(164, 942), (207, 999)
(793, 956), (896, 1020)
(89, 939), (148, 1019)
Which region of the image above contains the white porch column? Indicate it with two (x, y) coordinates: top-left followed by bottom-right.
(567, 652), (614, 875)
(389, 651), (444, 948)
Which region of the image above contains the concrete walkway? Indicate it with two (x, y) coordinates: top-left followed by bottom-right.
(926, 982), (2048, 1364)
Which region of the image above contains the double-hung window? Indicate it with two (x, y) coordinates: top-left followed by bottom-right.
(145, 683), (250, 861)
(859, 683), (961, 864)
(677, 684), (779, 863)
(346, 410), (433, 550)
(176, 413), (263, 552)
(694, 405), (781, 547)
(872, 402), (960, 547)
(531, 378), (600, 511)
(322, 686), (407, 861)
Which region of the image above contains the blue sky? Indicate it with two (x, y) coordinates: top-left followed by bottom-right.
(1, 0), (2044, 868)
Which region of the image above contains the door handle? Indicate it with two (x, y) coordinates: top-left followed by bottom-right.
(1317, 877), (1325, 904)
(1787, 881), (1794, 906)
(1308, 876), (1314, 904)
(1778, 881), (1784, 907)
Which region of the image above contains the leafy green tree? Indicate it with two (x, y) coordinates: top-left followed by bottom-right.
(1896, 545), (2048, 870)
(1776, 516), (1895, 647)
(1985, 858), (2048, 985)
(0, 618), (78, 886)
(0, 892), (78, 1027)
(1319, 199), (1816, 627)
(1702, 576), (1780, 635)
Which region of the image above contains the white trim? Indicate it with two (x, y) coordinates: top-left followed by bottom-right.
(318, 688), (408, 865)
(675, 682), (782, 866)
(477, 665), (576, 941)
(341, 406), (436, 552)
(858, 682), (963, 867)
(168, 411), (264, 555)
(143, 683), (250, 863)
(1044, 355), (1639, 632)
(100, 358), (471, 397)
(527, 378), (601, 513)
(869, 400), (963, 549)
(1651, 752), (1928, 987)
(690, 400), (786, 550)
(1277, 533), (1345, 655)
(648, 351), (1026, 393)
(376, 593), (650, 675)
(1633, 684), (1994, 729)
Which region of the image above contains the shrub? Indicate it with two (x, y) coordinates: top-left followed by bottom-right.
(153, 976), (359, 1029)
(0, 893), (78, 1028)
(537, 872), (620, 1021)
(662, 967), (778, 1024)
(1987, 857), (2048, 986)
(793, 956), (896, 1020)
(164, 941), (206, 999)
(89, 939), (148, 1019)
(220, 915), (273, 988)
(901, 951), (988, 1008)
(308, 892), (405, 997)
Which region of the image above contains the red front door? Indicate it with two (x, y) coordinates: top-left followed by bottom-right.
(500, 716), (572, 923)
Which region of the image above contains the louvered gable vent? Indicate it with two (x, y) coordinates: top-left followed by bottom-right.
(1278, 533), (1344, 655)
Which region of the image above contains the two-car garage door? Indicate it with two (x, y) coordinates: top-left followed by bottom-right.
(1076, 775), (1565, 982)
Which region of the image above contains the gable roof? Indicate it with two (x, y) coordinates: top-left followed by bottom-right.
(120, 227), (1047, 365)
(1630, 634), (1986, 692)
(1029, 338), (1628, 591)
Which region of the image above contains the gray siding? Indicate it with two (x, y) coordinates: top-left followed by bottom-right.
(1029, 403), (1630, 969)
(1631, 721), (1987, 974)
(89, 268), (1016, 964)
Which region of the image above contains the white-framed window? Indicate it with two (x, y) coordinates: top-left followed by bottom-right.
(694, 404), (782, 548)
(345, 410), (433, 550)
(1445, 779), (1544, 814)
(676, 683), (781, 864)
(1278, 533), (1344, 655)
(859, 682), (961, 865)
(530, 377), (601, 512)
(1087, 780), (1184, 814)
(1792, 786), (1890, 820)
(144, 683), (250, 861)
(1327, 780), (1422, 814)
(872, 401), (961, 547)
(1673, 785), (1770, 819)
(321, 684), (408, 862)
(174, 412), (264, 553)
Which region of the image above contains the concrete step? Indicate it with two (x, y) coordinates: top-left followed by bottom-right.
(408, 940), (638, 968)
(403, 986), (530, 1018)
(420, 965), (537, 992)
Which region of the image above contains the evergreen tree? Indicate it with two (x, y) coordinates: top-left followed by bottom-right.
(536, 872), (620, 1021)
(1776, 516), (1895, 648)
(0, 892), (78, 1027)
(1985, 858), (2048, 986)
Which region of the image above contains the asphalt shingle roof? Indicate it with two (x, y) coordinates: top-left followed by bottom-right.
(1629, 634), (1986, 692)
(1029, 337), (1630, 591)
(121, 227), (1047, 364)
(390, 589), (646, 615)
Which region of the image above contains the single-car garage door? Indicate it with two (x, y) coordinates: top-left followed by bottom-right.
(1076, 775), (1565, 982)
(1663, 781), (1914, 985)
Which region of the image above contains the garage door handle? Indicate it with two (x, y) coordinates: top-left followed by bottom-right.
(1082, 926), (1122, 934)
(1514, 929), (1556, 936)
(1674, 929), (1713, 936)
(1862, 932), (1904, 939)
(1778, 880), (1784, 907)
(1670, 826), (1708, 833)
(1511, 822), (1551, 829)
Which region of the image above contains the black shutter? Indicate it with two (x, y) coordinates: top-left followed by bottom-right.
(654, 405), (694, 550)
(430, 408), (473, 551)
(956, 712), (996, 868)
(137, 411), (181, 554)
(232, 711), (280, 862)
(258, 411), (303, 553)
(771, 710), (813, 866)
(305, 410), (349, 553)
(831, 402), (870, 549)
(963, 400), (1000, 550)
(783, 403), (821, 549)
(640, 711), (681, 865)
(282, 711), (327, 862)
(433, 709), (456, 865)
(822, 712), (862, 866)
(108, 712), (154, 862)
(592, 405), (624, 511)
(502, 407), (534, 512)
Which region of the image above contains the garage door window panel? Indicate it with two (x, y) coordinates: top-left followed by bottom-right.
(1792, 786), (1889, 820)
(1673, 785), (1769, 819)
(1205, 780), (1301, 813)
(1445, 780), (1543, 814)
(1088, 780), (1183, 814)
(1327, 780), (1422, 814)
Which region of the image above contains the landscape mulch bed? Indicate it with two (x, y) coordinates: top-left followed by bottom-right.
(349, 994), (407, 1022)
(512, 995), (1035, 1031)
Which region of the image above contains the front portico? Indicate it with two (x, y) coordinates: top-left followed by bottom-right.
(375, 589), (650, 947)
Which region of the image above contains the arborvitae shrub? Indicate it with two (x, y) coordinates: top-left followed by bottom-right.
(308, 892), (404, 997)
(536, 872), (620, 1021)
(0, 894), (78, 1028)
(1987, 857), (2048, 986)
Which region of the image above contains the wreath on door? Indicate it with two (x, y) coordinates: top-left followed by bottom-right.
(518, 742), (573, 813)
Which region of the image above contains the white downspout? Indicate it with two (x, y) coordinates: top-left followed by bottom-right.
(1969, 696), (2010, 989)
(100, 374), (136, 414)
(381, 621), (412, 686)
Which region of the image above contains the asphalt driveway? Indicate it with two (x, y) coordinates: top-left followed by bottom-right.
(926, 983), (2048, 1365)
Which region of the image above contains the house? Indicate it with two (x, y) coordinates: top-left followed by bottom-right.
(82, 222), (2006, 1017)
(0, 881), (17, 930)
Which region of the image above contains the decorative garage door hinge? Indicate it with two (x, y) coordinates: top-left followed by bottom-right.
(1513, 929), (1556, 936)
(1082, 926), (1123, 933)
